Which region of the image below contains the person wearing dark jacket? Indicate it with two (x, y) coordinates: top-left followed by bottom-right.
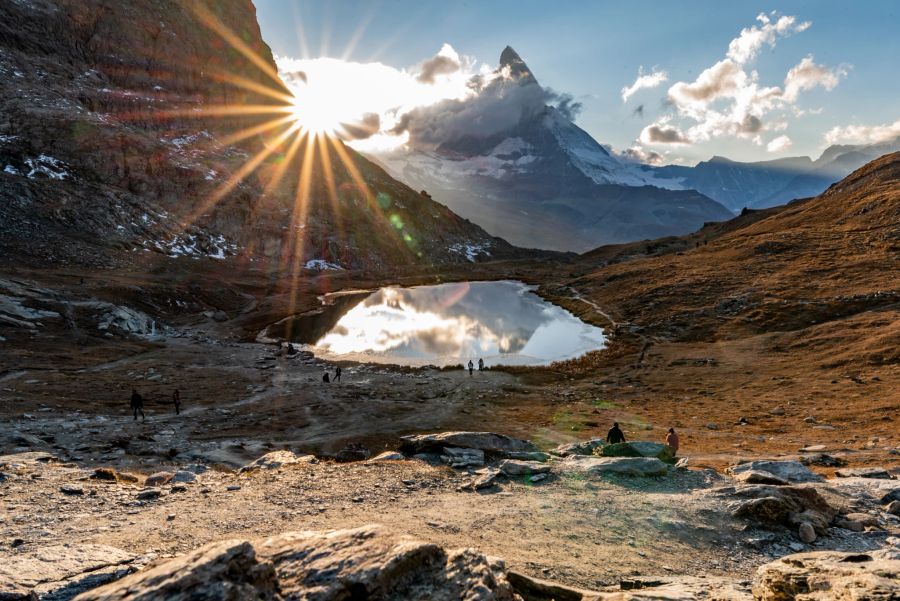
(606, 422), (625, 444)
(130, 389), (145, 421)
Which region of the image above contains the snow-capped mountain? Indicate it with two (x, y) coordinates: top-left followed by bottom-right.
(649, 137), (900, 212)
(373, 47), (732, 252)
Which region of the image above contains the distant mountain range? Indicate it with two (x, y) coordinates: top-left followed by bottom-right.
(649, 138), (900, 213)
(373, 47), (733, 253)
(373, 47), (899, 252)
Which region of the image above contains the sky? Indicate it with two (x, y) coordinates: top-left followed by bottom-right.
(254, 0), (900, 165)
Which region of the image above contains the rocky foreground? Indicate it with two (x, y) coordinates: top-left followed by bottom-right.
(1, 433), (898, 600)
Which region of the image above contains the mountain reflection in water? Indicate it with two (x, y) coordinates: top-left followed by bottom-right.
(311, 281), (606, 366)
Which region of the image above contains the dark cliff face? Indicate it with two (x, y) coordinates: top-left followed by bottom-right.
(0, 0), (515, 270)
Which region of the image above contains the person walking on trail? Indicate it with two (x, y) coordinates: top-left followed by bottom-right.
(467, 360), (474, 376)
(130, 389), (145, 421)
(172, 389), (181, 415)
(322, 372), (331, 383)
(606, 422), (625, 444)
(478, 358), (484, 372)
(665, 428), (679, 455)
(334, 366), (342, 383)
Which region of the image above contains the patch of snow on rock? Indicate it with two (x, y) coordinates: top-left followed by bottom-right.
(23, 154), (68, 180)
(448, 242), (492, 262)
(304, 259), (343, 271)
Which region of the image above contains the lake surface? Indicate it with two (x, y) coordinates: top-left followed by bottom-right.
(308, 280), (606, 367)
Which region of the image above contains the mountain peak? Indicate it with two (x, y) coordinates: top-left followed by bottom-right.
(499, 45), (537, 85)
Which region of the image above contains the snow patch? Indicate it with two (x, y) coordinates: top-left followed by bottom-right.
(304, 259), (344, 271)
(448, 242), (492, 262)
(23, 154), (68, 180)
(149, 233), (238, 259)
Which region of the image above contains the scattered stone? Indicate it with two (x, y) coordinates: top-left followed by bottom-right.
(212, 310), (228, 322)
(835, 467), (893, 479)
(733, 470), (789, 486)
(800, 453), (846, 468)
(118, 472), (139, 484)
(399, 432), (538, 457)
(753, 550), (900, 599)
(798, 444), (826, 453)
(60, 484), (84, 495)
(798, 522), (817, 543)
(769, 407), (786, 416)
(675, 457), (689, 470)
(170, 470), (196, 484)
(882, 490), (900, 505)
(803, 416), (817, 424)
(91, 467), (118, 482)
(182, 464), (208, 475)
(596, 441), (675, 463)
(845, 512), (881, 528)
(460, 468), (500, 491)
(503, 451), (551, 462)
(529, 473), (549, 483)
(334, 443), (372, 462)
(239, 450), (313, 473)
(562, 456), (670, 478)
(226, 485), (241, 491)
(551, 439), (605, 457)
(835, 518), (864, 532)
(706, 423), (719, 430)
(498, 460), (551, 477)
(727, 460), (824, 483)
(366, 451), (406, 463)
(885, 500), (900, 516)
(144, 472), (174, 487)
(170, 484), (188, 493)
(166, 514), (176, 521)
(137, 489), (161, 501)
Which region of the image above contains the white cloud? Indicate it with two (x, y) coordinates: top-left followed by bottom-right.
(727, 12), (810, 64)
(824, 119), (900, 145)
(766, 135), (793, 152)
(618, 145), (666, 165)
(621, 66), (668, 103)
(783, 55), (848, 102)
(641, 12), (846, 151)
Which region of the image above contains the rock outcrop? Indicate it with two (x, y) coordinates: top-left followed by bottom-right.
(399, 432), (539, 457)
(74, 525), (522, 601)
(752, 550), (900, 600)
(596, 441), (676, 463)
(727, 460), (824, 484)
(561, 456), (670, 478)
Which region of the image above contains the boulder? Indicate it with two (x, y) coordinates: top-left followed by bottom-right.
(562, 456), (670, 478)
(798, 522), (817, 544)
(76, 525), (521, 601)
(366, 451), (406, 463)
(442, 447), (485, 468)
(800, 453), (846, 468)
(170, 470), (197, 484)
(883, 489), (900, 505)
(596, 441), (675, 463)
(835, 467), (893, 479)
(729, 485), (837, 535)
(399, 432), (537, 457)
(732, 470), (789, 486)
(753, 550), (900, 600)
(844, 512), (881, 528)
(334, 443), (372, 462)
(144, 472), (173, 487)
(504, 451), (551, 463)
(498, 460), (551, 477)
(460, 468), (501, 491)
(551, 439), (605, 457)
(239, 450), (313, 473)
(0, 544), (135, 600)
(91, 467), (119, 482)
(885, 500), (900, 516)
(727, 460), (824, 484)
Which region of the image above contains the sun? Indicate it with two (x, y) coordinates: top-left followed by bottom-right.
(287, 88), (343, 136)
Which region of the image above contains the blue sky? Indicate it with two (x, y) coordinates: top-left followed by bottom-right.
(254, 1), (900, 165)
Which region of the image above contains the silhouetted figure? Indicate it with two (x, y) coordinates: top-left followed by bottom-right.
(606, 422), (625, 444)
(322, 372), (330, 383)
(478, 358), (484, 371)
(334, 366), (342, 383)
(130, 389), (145, 421)
(467, 360), (474, 376)
(286, 343), (296, 356)
(173, 389), (181, 415)
(665, 427), (679, 455)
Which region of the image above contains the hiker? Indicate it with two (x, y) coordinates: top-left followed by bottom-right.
(606, 421), (625, 444)
(665, 428), (679, 455)
(467, 360), (474, 376)
(130, 389), (145, 421)
(334, 366), (342, 383)
(172, 388), (181, 415)
(286, 343), (296, 356)
(322, 372), (330, 383)
(478, 358), (484, 371)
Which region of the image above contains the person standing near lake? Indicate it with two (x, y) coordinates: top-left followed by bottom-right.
(172, 388), (181, 415)
(467, 360), (474, 376)
(478, 358), (484, 371)
(665, 428), (679, 455)
(322, 372), (331, 383)
(334, 366), (342, 383)
(130, 389), (145, 421)
(606, 422), (625, 444)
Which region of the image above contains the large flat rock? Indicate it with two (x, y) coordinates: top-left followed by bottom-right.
(753, 550), (900, 599)
(727, 460), (824, 484)
(399, 432), (538, 456)
(598, 442), (675, 463)
(561, 456), (670, 477)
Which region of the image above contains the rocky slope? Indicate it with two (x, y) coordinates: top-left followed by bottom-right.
(0, 0), (524, 271)
(374, 47), (733, 252)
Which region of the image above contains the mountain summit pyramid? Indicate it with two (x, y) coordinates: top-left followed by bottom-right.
(499, 45), (537, 84)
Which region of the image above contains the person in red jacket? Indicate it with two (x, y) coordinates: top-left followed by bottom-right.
(665, 428), (680, 455)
